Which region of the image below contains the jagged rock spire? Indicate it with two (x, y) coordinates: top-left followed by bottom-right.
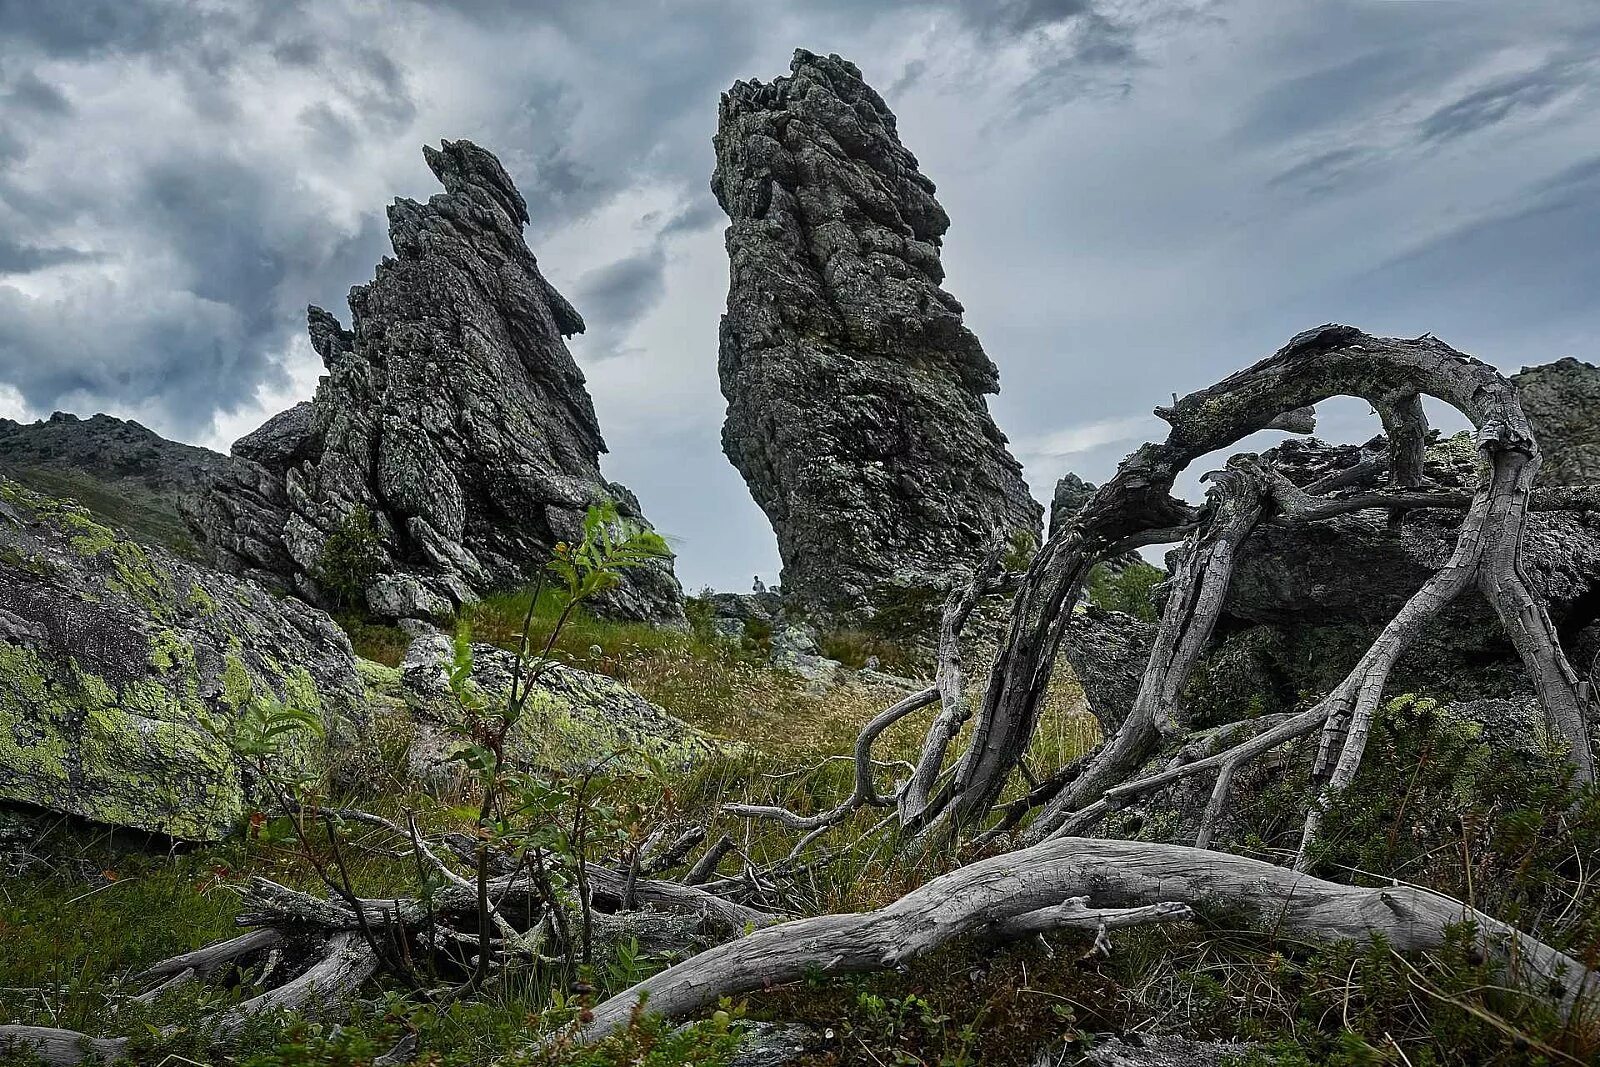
(191, 139), (683, 625)
(712, 49), (1041, 616)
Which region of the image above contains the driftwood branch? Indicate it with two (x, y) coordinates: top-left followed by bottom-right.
(565, 837), (1596, 1046)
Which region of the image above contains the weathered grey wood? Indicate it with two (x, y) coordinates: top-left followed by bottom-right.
(0, 1026), (126, 1066)
(1021, 464), (1265, 843)
(724, 685), (937, 831)
(685, 833), (736, 885)
(213, 933), (378, 1036)
(585, 864), (785, 935)
(139, 928), (284, 980)
(923, 325), (1593, 844)
(566, 838), (1597, 1046)
(901, 547), (1008, 825)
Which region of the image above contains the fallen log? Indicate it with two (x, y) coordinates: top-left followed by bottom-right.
(564, 837), (1598, 1045)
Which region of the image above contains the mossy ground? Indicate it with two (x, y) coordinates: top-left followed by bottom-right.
(5, 581), (1600, 1065)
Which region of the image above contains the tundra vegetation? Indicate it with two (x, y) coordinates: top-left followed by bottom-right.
(3, 328), (1600, 1067)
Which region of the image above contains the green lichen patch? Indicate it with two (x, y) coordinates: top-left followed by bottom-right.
(0, 641), (242, 840)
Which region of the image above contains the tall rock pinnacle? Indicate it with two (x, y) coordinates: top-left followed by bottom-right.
(712, 50), (1041, 616)
(191, 139), (683, 625)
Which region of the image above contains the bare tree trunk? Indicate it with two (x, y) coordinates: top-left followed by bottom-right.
(1022, 464), (1265, 842)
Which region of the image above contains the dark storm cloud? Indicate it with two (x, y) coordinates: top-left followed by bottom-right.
(0, 0), (193, 57)
(658, 199), (722, 238)
(0, 0), (419, 433)
(574, 248), (668, 336)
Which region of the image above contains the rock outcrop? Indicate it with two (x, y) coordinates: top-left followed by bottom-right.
(1049, 473), (1099, 539)
(190, 139), (683, 626)
(0, 412), (229, 556)
(1194, 432), (1600, 709)
(1223, 433), (1600, 633)
(0, 477), (365, 840)
(389, 626), (717, 787)
(1514, 356), (1600, 485)
(712, 50), (1041, 618)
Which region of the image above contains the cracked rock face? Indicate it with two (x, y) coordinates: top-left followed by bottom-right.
(712, 50), (1041, 618)
(190, 140), (683, 625)
(1514, 357), (1600, 485)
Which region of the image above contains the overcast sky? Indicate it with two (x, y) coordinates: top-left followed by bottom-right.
(2, 0), (1598, 591)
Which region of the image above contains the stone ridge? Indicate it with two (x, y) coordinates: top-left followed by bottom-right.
(190, 139), (684, 625)
(712, 49), (1041, 617)
(0, 411), (229, 555)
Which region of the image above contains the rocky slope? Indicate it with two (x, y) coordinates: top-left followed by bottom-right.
(0, 473), (713, 840)
(712, 50), (1041, 618)
(189, 139), (683, 625)
(0, 412), (229, 556)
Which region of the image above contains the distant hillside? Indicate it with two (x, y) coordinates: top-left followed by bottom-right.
(0, 412), (229, 555)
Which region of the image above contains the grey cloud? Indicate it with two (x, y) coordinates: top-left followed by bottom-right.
(0, 0), (193, 58)
(571, 245), (669, 359)
(1234, 47), (1423, 145)
(1418, 56), (1590, 144)
(4, 71), (73, 115)
(952, 0), (1095, 36)
(0, 238), (97, 274)
(1266, 145), (1383, 199)
(657, 199), (721, 238)
(300, 102), (360, 158)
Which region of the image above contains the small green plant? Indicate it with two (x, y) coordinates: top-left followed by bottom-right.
(448, 502), (671, 989)
(313, 507), (385, 609)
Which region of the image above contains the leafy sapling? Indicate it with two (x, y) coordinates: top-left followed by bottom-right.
(447, 502), (671, 990)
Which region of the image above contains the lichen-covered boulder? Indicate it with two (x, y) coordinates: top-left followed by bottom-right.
(392, 626), (718, 787)
(0, 478), (366, 840)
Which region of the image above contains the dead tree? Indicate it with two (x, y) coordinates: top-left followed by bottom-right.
(736, 325), (1598, 866)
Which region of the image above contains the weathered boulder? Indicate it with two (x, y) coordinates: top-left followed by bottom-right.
(0, 477), (365, 840)
(190, 139), (684, 626)
(391, 626), (717, 787)
(1514, 357), (1600, 485)
(0, 411), (229, 555)
(1223, 433), (1600, 636)
(1061, 606), (1157, 733)
(712, 50), (1041, 619)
